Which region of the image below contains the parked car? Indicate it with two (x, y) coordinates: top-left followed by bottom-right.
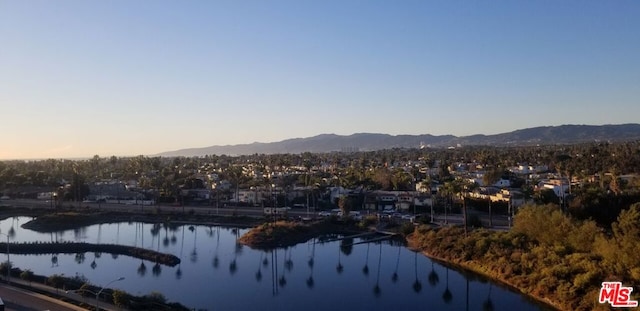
(401, 214), (414, 221)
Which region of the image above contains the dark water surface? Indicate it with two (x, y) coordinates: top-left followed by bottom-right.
(0, 217), (550, 310)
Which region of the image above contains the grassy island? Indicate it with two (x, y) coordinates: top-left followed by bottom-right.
(0, 241), (180, 266)
(20, 210), (261, 232)
(239, 219), (365, 249)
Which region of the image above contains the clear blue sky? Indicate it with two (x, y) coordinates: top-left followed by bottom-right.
(1, 0), (639, 159)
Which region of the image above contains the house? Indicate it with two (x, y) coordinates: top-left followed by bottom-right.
(538, 179), (570, 198)
(395, 192), (414, 211)
(363, 191), (397, 211)
(491, 189), (525, 208)
(413, 195), (433, 208)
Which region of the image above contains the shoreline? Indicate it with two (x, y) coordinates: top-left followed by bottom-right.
(3, 207), (564, 310)
(406, 236), (561, 311)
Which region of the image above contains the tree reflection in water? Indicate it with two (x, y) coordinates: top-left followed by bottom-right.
(211, 227), (219, 269)
(412, 252), (422, 293)
(392, 244), (401, 283)
(137, 261), (147, 277)
(255, 252), (263, 282)
(336, 246), (343, 274)
(362, 242), (370, 276)
(428, 261), (439, 287)
(442, 267), (452, 303)
(278, 248), (287, 287)
(284, 246), (293, 272)
(162, 223), (170, 248)
(483, 284), (494, 311)
(152, 262), (162, 276)
(306, 238), (315, 289)
(373, 243), (382, 298)
(176, 264), (182, 280)
(190, 226), (198, 263)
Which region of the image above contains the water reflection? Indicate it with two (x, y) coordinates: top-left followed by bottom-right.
(484, 284), (495, 311)
(391, 244), (400, 283)
(428, 260), (439, 286)
(255, 252), (263, 282)
(362, 243), (370, 276)
(373, 242), (382, 297)
(412, 252), (422, 293)
(137, 261), (146, 276)
(306, 238), (315, 289)
(0, 217), (548, 311)
(443, 267), (453, 304)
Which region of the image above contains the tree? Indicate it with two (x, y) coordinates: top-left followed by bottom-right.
(112, 289), (131, 308)
(47, 274), (65, 294)
(20, 269), (33, 285)
(0, 261), (11, 279)
(338, 196), (352, 218)
(597, 203), (640, 282)
(482, 168), (503, 187)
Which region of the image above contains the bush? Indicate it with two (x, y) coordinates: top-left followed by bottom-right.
(400, 223), (415, 236)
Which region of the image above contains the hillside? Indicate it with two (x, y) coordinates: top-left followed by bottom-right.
(156, 124), (640, 156)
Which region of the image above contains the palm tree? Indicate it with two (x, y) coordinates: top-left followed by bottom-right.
(336, 245), (344, 274)
(284, 246), (294, 272)
(162, 223), (170, 248)
(373, 243), (382, 297)
(278, 248), (287, 287)
(189, 225), (198, 263)
(362, 243), (370, 276)
(306, 238), (315, 289)
(442, 267), (453, 304)
(412, 251), (422, 293)
(152, 262), (162, 276)
(483, 284), (494, 311)
(213, 227), (220, 269)
(391, 244), (401, 283)
(229, 228), (240, 275)
(255, 252), (263, 282)
(428, 261), (440, 287)
(137, 261), (147, 276)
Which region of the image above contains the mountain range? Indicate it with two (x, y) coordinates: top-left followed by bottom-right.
(156, 124), (640, 157)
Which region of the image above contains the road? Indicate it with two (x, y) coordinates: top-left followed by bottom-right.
(0, 284), (85, 311)
(3, 199), (514, 229)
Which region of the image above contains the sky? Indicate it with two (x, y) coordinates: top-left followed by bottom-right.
(1, 1), (639, 159)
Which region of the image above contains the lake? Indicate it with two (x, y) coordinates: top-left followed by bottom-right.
(0, 217), (550, 310)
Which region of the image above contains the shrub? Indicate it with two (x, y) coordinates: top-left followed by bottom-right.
(400, 223), (415, 236)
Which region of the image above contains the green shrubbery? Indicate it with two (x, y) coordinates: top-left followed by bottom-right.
(408, 203), (640, 311)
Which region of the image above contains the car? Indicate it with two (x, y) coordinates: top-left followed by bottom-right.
(318, 211), (332, 217)
(401, 214), (414, 221)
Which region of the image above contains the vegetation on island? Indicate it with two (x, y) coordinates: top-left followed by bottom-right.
(0, 241), (180, 266)
(408, 203), (640, 311)
(239, 218), (366, 249)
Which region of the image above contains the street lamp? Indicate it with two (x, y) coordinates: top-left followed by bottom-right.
(0, 232), (9, 285)
(96, 276), (125, 311)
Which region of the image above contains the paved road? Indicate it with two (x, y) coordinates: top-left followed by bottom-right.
(0, 284), (85, 311)
(4, 198), (515, 228)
